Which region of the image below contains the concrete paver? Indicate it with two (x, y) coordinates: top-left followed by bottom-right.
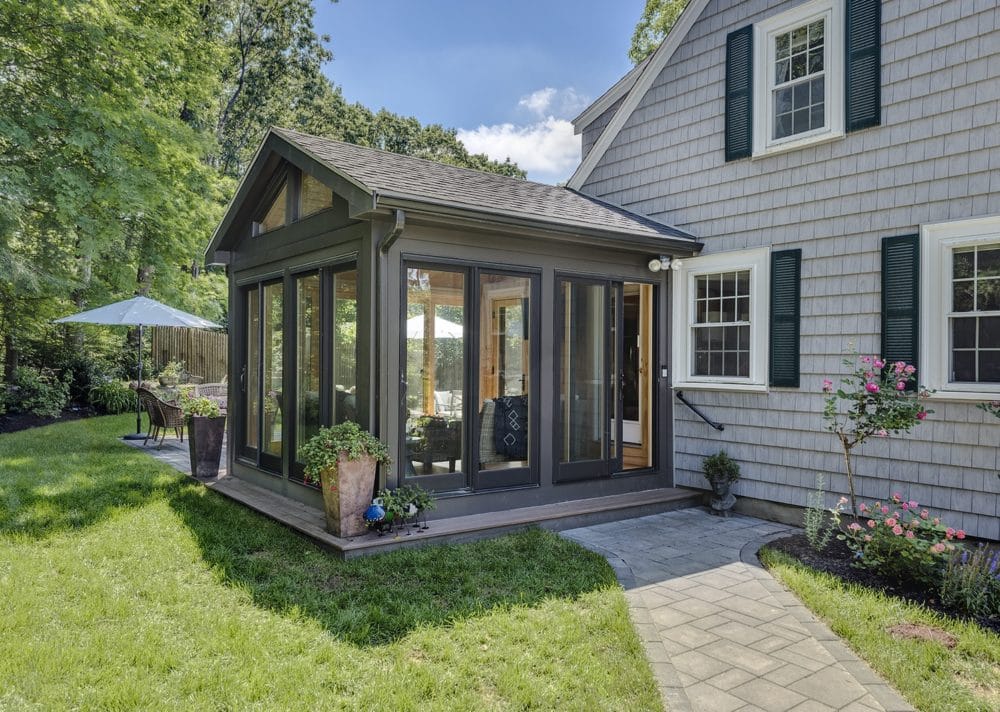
(562, 508), (914, 712)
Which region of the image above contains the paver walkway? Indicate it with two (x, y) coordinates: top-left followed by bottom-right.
(562, 509), (913, 712)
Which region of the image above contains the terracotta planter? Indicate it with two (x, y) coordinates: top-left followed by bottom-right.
(320, 454), (377, 537)
(188, 415), (226, 478)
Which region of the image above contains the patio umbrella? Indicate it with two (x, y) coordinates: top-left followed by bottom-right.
(54, 296), (222, 439)
(406, 314), (463, 339)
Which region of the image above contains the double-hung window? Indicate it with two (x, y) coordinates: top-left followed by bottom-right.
(672, 248), (770, 391)
(921, 216), (1000, 396)
(752, 0), (844, 155)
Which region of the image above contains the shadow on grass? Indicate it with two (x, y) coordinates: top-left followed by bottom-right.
(0, 417), (185, 539)
(1, 416), (618, 647)
(165, 483), (618, 646)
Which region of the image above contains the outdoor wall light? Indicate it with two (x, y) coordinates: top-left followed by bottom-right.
(647, 256), (683, 273)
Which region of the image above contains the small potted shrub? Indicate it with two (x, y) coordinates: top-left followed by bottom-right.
(183, 396), (226, 478)
(300, 422), (391, 538)
(702, 450), (740, 516)
(158, 360), (184, 387)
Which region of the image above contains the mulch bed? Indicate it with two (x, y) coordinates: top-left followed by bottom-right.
(764, 532), (1000, 635)
(0, 405), (96, 434)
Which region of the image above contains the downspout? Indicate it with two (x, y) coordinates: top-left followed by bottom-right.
(373, 205), (405, 486)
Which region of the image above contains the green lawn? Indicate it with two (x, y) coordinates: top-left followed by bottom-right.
(0, 415), (660, 710)
(760, 548), (1000, 712)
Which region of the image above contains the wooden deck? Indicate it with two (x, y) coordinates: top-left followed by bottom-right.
(125, 435), (702, 558)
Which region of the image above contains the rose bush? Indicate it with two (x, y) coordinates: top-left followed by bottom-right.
(823, 354), (931, 515)
(836, 493), (959, 585)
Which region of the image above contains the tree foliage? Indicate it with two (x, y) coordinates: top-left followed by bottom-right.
(629, 0), (690, 65)
(0, 0), (523, 384)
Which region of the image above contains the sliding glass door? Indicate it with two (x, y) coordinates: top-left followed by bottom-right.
(555, 277), (655, 482)
(401, 263), (538, 492)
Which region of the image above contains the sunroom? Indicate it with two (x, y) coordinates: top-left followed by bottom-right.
(205, 127), (702, 522)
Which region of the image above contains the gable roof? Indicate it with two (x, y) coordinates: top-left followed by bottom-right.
(567, 0), (712, 190)
(207, 127), (700, 260)
(571, 55), (650, 131)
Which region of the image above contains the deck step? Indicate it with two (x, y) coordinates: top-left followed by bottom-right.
(204, 476), (702, 558)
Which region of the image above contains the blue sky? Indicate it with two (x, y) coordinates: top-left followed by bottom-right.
(312, 0), (646, 184)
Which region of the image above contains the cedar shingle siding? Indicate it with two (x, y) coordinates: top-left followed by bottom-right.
(578, 0), (1000, 538)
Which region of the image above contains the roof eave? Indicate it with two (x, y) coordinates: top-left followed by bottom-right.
(373, 192), (702, 255)
(566, 0), (712, 191)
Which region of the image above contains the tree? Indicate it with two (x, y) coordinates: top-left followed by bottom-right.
(629, 0), (690, 64)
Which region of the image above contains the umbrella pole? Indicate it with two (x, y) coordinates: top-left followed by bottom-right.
(123, 323), (145, 440)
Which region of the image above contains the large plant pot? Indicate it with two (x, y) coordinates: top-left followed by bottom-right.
(188, 415), (226, 478)
(320, 454), (377, 538)
(708, 478), (737, 516)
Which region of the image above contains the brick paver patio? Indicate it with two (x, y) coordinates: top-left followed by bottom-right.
(562, 509), (913, 712)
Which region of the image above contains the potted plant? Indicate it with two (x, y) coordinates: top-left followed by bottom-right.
(300, 422), (391, 538)
(183, 396), (226, 478)
(702, 450), (740, 516)
(158, 360), (184, 387)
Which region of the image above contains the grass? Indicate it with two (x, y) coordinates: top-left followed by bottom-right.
(0, 415), (661, 710)
(760, 547), (1000, 712)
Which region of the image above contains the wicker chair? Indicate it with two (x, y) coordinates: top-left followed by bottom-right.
(137, 387), (185, 448)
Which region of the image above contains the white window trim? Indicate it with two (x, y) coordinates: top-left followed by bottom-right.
(672, 247), (770, 392)
(752, 0), (844, 157)
(921, 215), (1000, 400)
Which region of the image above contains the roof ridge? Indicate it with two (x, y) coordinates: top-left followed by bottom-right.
(271, 125), (564, 191)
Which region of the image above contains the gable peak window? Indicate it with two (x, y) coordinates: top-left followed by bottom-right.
(753, 0), (845, 155)
(300, 173), (334, 218)
(255, 181), (288, 235)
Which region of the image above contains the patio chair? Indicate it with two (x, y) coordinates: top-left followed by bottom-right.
(137, 387), (185, 448)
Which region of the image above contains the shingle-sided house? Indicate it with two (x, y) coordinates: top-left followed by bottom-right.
(569, 0), (1000, 538)
(205, 127), (704, 520)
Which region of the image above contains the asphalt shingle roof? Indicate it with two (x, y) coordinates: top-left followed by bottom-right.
(272, 127), (695, 243)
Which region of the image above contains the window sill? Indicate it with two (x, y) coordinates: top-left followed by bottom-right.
(925, 389), (1000, 403)
(752, 130), (844, 160)
(672, 381), (768, 394)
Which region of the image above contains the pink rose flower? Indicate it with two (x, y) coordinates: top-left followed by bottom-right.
(885, 517), (897, 527)
(901, 502), (909, 511)
(920, 510), (929, 519)
(930, 542), (945, 554)
(896, 381), (906, 390)
(874, 359), (885, 369)
(892, 525), (904, 535)
(956, 530), (966, 540)
(882, 506), (890, 514)
(867, 519), (877, 529)
(876, 429), (888, 437)
(904, 365), (915, 374)
(865, 382), (880, 394)
(905, 531), (915, 539)
(848, 522), (862, 532)
(822, 379), (833, 393)
(945, 527), (955, 540)
(864, 535), (872, 542)
(894, 361), (905, 374)
(892, 493), (901, 502)
(861, 356), (872, 364)
(908, 500), (918, 509)
(859, 503), (868, 513)
(916, 411), (927, 420)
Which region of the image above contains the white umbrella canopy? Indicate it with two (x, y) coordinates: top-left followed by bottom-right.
(53, 296), (221, 329)
(54, 296), (223, 439)
(406, 314), (463, 339)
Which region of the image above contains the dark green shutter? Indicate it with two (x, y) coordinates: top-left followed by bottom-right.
(725, 26), (754, 161)
(846, 0), (881, 132)
(881, 235), (920, 374)
(770, 249), (801, 387)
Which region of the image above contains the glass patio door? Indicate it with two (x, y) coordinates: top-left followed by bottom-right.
(555, 278), (655, 482)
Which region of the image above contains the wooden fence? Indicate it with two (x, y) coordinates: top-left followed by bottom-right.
(151, 327), (228, 383)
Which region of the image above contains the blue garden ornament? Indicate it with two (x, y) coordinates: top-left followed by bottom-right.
(364, 498), (391, 535)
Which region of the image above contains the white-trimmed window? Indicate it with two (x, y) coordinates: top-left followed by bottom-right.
(672, 247), (770, 391)
(921, 216), (1000, 397)
(753, 0), (844, 155)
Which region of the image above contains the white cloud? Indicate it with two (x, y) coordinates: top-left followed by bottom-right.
(458, 117), (580, 183)
(518, 87), (589, 119)
(458, 87), (590, 184)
